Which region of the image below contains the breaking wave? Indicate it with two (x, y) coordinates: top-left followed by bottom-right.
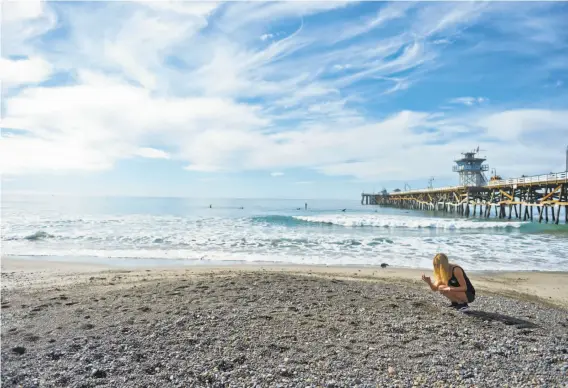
(292, 214), (525, 230)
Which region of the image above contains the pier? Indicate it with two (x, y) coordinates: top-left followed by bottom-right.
(362, 150), (568, 224)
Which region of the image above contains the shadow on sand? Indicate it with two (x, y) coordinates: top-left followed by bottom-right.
(463, 310), (539, 329)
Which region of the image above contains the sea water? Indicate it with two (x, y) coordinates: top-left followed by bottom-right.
(2, 195), (567, 271)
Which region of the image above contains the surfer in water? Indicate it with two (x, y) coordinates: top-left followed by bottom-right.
(421, 253), (475, 311)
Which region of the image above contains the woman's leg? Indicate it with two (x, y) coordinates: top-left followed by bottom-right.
(441, 290), (468, 303)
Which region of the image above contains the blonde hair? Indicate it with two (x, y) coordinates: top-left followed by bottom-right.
(433, 253), (452, 284)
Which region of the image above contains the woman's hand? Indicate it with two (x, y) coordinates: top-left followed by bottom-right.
(421, 274), (431, 284)
(439, 286), (451, 293)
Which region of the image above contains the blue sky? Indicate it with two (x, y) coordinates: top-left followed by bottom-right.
(1, 0), (567, 199)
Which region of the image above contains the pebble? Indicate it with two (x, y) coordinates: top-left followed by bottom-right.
(91, 369), (107, 378)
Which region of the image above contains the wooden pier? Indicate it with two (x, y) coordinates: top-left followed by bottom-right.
(362, 172), (568, 224)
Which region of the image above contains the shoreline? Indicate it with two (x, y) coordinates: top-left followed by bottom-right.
(4, 254), (568, 273)
(2, 257), (568, 309)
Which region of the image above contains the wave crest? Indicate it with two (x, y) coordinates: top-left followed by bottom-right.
(292, 215), (524, 230)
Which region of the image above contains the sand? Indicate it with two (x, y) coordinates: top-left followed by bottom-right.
(1, 257), (567, 387)
(2, 258), (568, 308)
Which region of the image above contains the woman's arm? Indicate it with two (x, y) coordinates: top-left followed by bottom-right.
(426, 280), (437, 291)
(422, 274), (441, 291)
(446, 267), (467, 292)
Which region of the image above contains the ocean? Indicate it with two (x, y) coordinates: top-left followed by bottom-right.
(2, 195), (567, 271)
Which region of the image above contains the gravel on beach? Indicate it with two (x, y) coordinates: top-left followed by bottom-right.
(1, 270), (567, 388)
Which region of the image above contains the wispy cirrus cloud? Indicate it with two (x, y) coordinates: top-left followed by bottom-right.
(1, 0), (567, 188)
(333, 2), (413, 44)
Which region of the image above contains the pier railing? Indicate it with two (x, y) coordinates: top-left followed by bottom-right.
(389, 185), (464, 195)
(386, 171), (567, 195)
(486, 172), (567, 187)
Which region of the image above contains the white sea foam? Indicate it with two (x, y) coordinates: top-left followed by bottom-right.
(293, 214), (525, 229)
(2, 207), (566, 272)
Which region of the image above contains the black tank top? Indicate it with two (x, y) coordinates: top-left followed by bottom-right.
(448, 266), (475, 294)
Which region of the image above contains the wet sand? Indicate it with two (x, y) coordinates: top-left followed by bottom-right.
(2, 258), (567, 387)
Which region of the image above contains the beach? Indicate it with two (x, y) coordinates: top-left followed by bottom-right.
(4, 0), (568, 386)
(2, 258), (567, 387)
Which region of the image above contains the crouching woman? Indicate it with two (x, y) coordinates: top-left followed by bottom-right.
(421, 253), (475, 311)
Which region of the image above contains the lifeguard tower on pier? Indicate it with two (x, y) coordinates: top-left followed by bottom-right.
(453, 147), (489, 187)
(362, 147), (567, 224)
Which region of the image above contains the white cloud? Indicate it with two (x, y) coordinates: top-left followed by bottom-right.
(332, 40), (434, 89)
(178, 108), (568, 181)
(0, 57), (53, 87)
(270, 172), (284, 177)
(134, 148), (170, 160)
(2, 1), (45, 22)
(452, 97), (476, 106)
(0, 136), (113, 175)
(132, 1), (220, 17)
(414, 1), (491, 39)
(477, 109), (568, 144)
(1, 71), (268, 175)
(449, 97), (488, 106)
(432, 39), (452, 45)
(332, 64), (351, 71)
(218, 1), (353, 33)
(2, 1), (567, 186)
(2, 0), (57, 57)
(335, 2), (413, 43)
(73, 3), (218, 91)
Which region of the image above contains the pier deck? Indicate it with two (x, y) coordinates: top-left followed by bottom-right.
(362, 172), (568, 224)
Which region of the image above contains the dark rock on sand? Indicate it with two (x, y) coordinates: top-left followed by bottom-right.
(92, 368), (107, 378)
(11, 346), (26, 355)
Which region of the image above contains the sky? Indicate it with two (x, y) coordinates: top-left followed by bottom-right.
(1, 0), (568, 199)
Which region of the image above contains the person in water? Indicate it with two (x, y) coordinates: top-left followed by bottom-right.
(421, 253), (475, 311)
